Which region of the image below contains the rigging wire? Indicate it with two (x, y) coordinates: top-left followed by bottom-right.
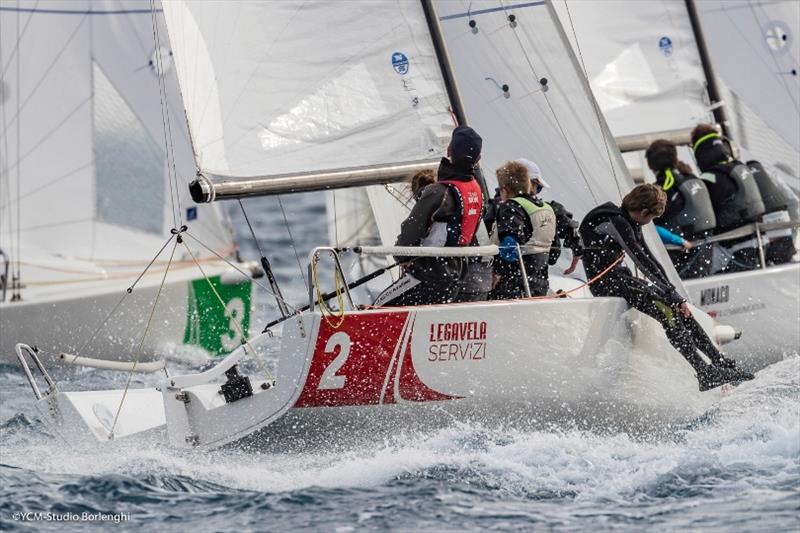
(149, 0), (181, 229)
(492, 1), (603, 203)
(277, 195), (308, 286)
(72, 232), (177, 360)
(561, 0), (625, 200)
(0, 8), (12, 297)
(0, 10), (89, 140)
(14, 1), (21, 298)
(0, 0), (38, 79)
(181, 239), (274, 382)
(184, 230), (298, 313)
(108, 237), (179, 440)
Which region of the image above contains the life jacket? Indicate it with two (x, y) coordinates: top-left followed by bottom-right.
(694, 132), (765, 227)
(511, 196), (557, 255)
(747, 160), (788, 214)
(660, 168), (716, 235)
(705, 162), (766, 227)
(422, 178), (483, 247)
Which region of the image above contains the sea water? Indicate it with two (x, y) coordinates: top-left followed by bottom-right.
(1, 193), (798, 531)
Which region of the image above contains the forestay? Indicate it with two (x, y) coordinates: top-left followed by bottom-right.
(161, 0), (455, 187)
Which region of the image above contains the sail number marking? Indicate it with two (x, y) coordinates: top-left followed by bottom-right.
(318, 331), (351, 390)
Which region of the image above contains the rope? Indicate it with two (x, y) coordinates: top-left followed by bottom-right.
(181, 239), (274, 382)
(311, 253), (345, 329)
(108, 238), (178, 439)
(184, 230), (299, 313)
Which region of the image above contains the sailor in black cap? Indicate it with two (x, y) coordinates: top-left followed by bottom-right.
(374, 126), (485, 307)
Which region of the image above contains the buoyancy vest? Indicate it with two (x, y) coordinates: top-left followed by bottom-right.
(694, 132), (765, 227)
(705, 162), (765, 227)
(660, 169), (716, 235)
(424, 178), (483, 247)
(511, 197), (557, 254)
(747, 160), (788, 214)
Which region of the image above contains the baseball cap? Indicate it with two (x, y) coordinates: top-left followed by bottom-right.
(516, 158), (550, 189)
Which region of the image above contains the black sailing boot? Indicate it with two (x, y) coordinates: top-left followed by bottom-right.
(672, 335), (755, 392)
(697, 365), (755, 392)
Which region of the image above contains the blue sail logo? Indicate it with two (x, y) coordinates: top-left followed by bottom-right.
(659, 36), (673, 57)
(392, 52), (409, 75)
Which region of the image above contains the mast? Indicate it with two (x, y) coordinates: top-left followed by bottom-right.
(685, 0), (730, 138)
(420, 0), (491, 207)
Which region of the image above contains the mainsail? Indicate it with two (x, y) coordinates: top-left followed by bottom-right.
(0, 0), (235, 264)
(160, 0), (456, 199)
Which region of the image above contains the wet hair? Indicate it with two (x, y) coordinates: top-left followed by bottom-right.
(645, 139), (677, 173)
(495, 161), (530, 197)
(691, 123), (719, 147)
(622, 183), (666, 216)
(410, 169), (436, 200)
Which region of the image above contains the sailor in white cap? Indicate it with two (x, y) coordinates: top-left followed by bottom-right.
(513, 159), (583, 277)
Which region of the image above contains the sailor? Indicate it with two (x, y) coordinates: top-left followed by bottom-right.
(410, 169), (436, 200)
(516, 159), (583, 277)
(645, 139), (715, 278)
(579, 184), (754, 391)
(490, 160), (556, 299)
(373, 126), (484, 307)
(746, 160), (797, 265)
(409, 167), (492, 303)
(691, 124), (766, 272)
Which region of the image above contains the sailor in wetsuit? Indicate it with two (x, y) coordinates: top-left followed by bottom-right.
(579, 184), (754, 391)
(373, 126), (484, 307)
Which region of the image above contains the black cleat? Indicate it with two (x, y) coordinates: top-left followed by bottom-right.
(698, 366), (755, 392)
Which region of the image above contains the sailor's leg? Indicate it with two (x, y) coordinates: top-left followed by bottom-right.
(625, 281), (709, 373)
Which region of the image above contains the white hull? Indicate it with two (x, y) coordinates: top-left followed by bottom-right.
(29, 296), (729, 451)
(684, 262), (800, 370)
(1, 260), (254, 363)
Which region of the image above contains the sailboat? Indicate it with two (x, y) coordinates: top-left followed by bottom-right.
(14, 0), (748, 450)
(549, 0), (800, 370)
(0, 0), (256, 364)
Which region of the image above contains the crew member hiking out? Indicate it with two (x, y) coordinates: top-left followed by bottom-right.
(490, 160), (557, 299)
(579, 184), (754, 391)
(645, 139), (716, 278)
(373, 126), (484, 307)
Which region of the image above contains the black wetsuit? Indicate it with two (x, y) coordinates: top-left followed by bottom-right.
(579, 202), (752, 390)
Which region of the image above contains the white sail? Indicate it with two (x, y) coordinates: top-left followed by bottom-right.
(553, 0), (711, 138)
(326, 0), (685, 291)
(160, 0), (455, 182)
(696, 0), (799, 154)
(0, 0), (235, 262)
